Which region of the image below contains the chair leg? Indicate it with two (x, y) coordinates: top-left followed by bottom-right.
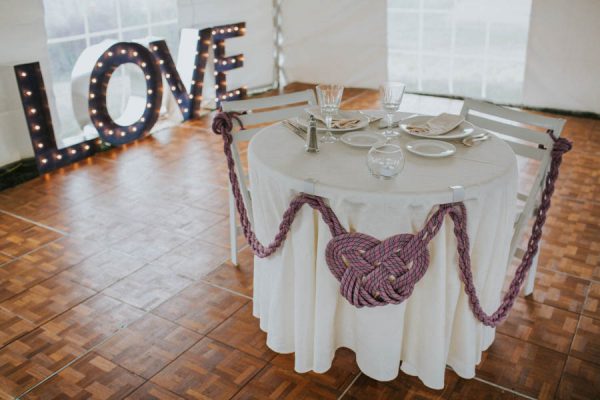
(228, 185), (239, 266)
(523, 249), (540, 296)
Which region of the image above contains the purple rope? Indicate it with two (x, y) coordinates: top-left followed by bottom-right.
(212, 112), (572, 327)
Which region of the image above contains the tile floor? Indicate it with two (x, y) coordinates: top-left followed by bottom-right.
(0, 83), (598, 399)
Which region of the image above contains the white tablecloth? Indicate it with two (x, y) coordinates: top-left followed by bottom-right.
(248, 117), (518, 389)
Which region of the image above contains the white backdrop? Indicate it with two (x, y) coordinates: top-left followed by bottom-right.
(280, 0), (387, 89)
(523, 0), (600, 114)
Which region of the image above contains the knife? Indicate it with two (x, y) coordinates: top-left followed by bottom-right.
(283, 120), (307, 141)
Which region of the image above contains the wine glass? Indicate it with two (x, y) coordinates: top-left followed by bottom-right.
(316, 84), (344, 143)
(367, 143), (405, 179)
(379, 82), (406, 139)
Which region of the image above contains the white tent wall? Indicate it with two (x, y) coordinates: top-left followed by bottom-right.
(523, 0), (600, 114)
(177, 0), (276, 91)
(0, 0), (51, 167)
(280, 0), (387, 89)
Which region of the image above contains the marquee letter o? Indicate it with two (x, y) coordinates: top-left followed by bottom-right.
(88, 42), (162, 145)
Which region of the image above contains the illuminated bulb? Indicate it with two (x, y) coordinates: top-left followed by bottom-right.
(152, 45), (158, 51)
(121, 131), (126, 136)
(91, 109), (97, 114)
(37, 143), (43, 149)
(222, 61), (227, 65)
(98, 122), (103, 127)
(159, 60), (164, 64)
(108, 130), (114, 135)
(189, 94), (194, 99)
(227, 28), (232, 33)
(229, 93), (233, 97)
(84, 145), (90, 150)
(214, 84), (219, 89)
(41, 158), (48, 164)
(141, 62), (147, 67)
(34, 125), (41, 131)
(145, 74), (151, 80)
(235, 90), (240, 95)
(234, 26), (239, 31)
(214, 72), (218, 76)
(231, 59), (236, 64)
(212, 30), (216, 35)
(177, 99), (182, 104)
(25, 91), (32, 96)
(132, 127), (137, 132)
(146, 103), (152, 108)
(89, 93), (95, 99)
(20, 71), (27, 77)
(147, 89), (153, 94)
(140, 117), (145, 122)
(212, 44), (217, 49)
(133, 51), (138, 56)
(184, 108), (189, 112)
(220, 29), (225, 33)
(56, 154), (62, 160)
(171, 85), (176, 91)
(165, 73), (171, 78)
(70, 149), (76, 155)
(107, 51), (113, 56)
(97, 62), (103, 67)
(91, 78), (97, 83)
(221, 95), (227, 99)
(121, 49), (126, 54)
(30, 108), (36, 114)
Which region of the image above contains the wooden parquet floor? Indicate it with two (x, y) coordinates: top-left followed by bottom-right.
(0, 83), (598, 399)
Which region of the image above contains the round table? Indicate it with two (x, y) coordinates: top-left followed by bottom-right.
(247, 116), (517, 389)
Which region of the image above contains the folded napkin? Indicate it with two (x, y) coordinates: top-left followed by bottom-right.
(406, 113), (464, 136)
(307, 110), (361, 129)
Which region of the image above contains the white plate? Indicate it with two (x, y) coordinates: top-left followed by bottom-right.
(400, 115), (475, 140)
(406, 139), (456, 158)
(340, 131), (384, 148)
(295, 108), (369, 132)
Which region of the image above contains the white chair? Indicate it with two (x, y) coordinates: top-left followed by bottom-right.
(460, 99), (565, 295)
(220, 89), (317, 265)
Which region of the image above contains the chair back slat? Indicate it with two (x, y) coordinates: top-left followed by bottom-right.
(466, 114), (554, 148)
(504, 141), (546, 161)
(222, 89), (316, 112)
(238, 104), (311, 127)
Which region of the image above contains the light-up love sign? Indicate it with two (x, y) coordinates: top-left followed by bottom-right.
(14, 22), (246, 174)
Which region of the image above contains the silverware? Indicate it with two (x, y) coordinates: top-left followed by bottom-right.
(462, 133), (491, 147)
(283, 120), (307, 141)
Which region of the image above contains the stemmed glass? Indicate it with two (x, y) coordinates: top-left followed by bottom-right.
(379, 82), (406, 139)
(316, 84), (344, 143)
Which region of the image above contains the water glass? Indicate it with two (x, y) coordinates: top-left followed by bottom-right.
(316, 84), (344, 143)
(379, 82), (406, 139)
(367, 143), (405, 179)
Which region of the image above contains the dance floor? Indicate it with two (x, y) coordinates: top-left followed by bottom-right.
(0, 83), (598, 399)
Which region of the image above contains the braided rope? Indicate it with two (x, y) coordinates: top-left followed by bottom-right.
(212, 112), (572, 326)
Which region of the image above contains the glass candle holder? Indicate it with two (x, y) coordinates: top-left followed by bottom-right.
(367, 143), (405, 179)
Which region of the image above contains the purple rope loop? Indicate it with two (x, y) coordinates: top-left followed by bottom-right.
(212, 111), (572, 326)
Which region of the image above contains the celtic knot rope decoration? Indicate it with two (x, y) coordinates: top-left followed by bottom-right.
(212, 111), (572, 327)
